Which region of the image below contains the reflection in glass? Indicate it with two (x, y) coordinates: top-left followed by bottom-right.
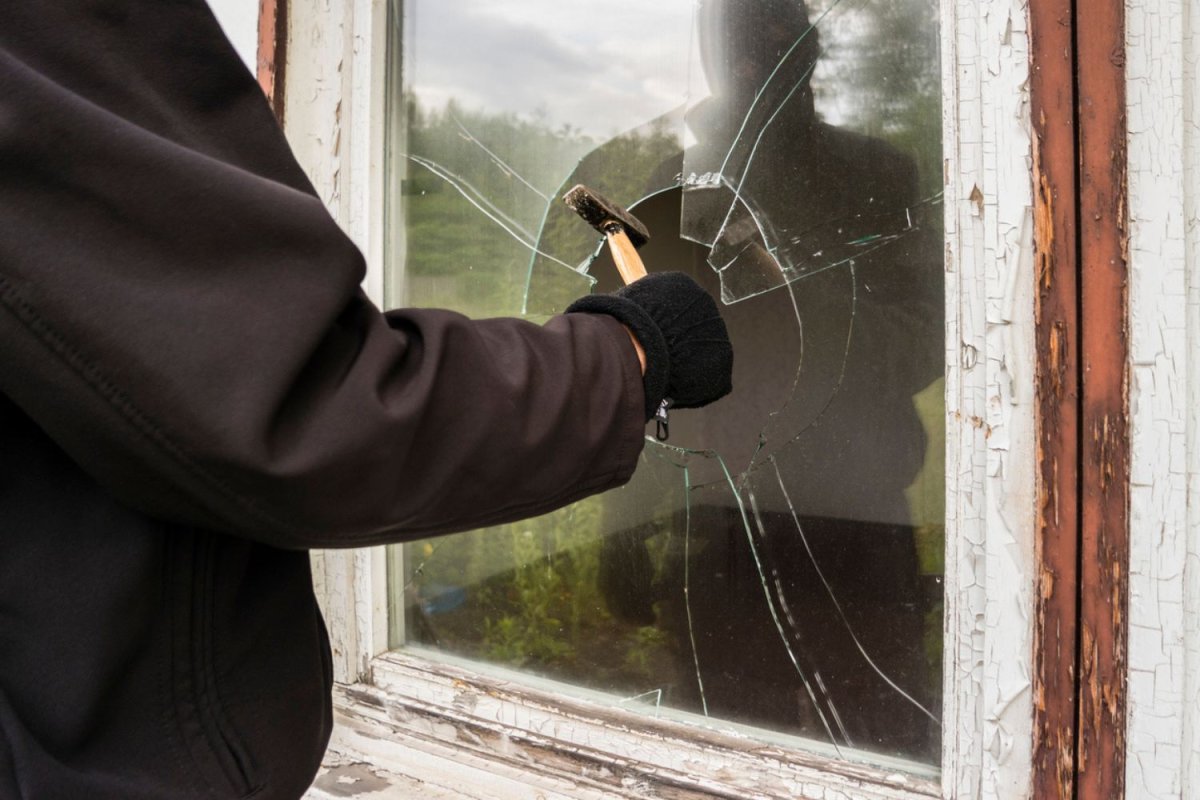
(385, 0), (945, 769)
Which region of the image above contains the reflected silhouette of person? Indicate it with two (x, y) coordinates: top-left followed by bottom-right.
(537, 0), (943, 761)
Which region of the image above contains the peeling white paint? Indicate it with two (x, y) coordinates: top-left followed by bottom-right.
(941, 1), (1036, 798)
(283, 0), (392, 683)
(353, 657), (941, 799)
(1125, 1), (1200, 798)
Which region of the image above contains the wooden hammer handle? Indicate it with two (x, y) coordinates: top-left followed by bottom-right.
(604, 226), (648, 285)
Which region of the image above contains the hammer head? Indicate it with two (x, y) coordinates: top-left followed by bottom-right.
(562, 184), (651, 248)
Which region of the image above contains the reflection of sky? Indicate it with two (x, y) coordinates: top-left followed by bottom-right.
(400, 0), (881, 139)
(404, 0), (697, 138)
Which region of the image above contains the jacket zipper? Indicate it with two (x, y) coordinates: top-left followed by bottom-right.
(655, 397), (672, 441)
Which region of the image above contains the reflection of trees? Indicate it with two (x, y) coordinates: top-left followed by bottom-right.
(400, 97), (679, 316)
(802, 0), (945, 582)
(801, 0), (947, 580)
(400, 97), (590, 315)
(404, 497), (681, 692)
(405, 97), (593, 207)
(810, 0), (942, 196)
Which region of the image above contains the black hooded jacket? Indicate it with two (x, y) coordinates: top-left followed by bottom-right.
(0, 3), (645, 797)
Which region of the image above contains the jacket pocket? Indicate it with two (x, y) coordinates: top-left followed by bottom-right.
(167, 533), (260, 798)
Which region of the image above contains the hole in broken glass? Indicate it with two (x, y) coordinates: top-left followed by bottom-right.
(390, 0), (945, 767)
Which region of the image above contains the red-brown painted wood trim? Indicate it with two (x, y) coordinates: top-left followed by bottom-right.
(1030, 0), (1130, 796)
(1074, 0), (1129, 796)
(257, 0), (287, 119)
(1029, 0), (1081, 797)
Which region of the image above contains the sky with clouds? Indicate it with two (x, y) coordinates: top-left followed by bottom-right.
(204, 0), (870, 139)
(401, 0), (701, 139)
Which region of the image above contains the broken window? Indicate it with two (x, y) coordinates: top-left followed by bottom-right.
(385, 0), (945, 770)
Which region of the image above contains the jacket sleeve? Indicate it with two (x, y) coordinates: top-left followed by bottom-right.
(0, 9), (646, 549)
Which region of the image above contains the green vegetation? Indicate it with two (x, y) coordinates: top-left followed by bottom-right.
(812, 0), (943, 198)
(401, 498), (679, 692)
(393, 100), (680, 318)
(394, 99), (593, 318)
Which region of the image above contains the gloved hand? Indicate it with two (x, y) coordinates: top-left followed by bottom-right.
(567, 272), (733, 429)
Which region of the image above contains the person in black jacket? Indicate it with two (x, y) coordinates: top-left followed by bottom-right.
(0, 3), (732, 798)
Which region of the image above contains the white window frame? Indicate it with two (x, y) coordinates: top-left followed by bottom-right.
(278, 0), (1039, 796)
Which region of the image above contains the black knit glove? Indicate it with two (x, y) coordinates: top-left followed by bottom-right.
(567, 272), (733, 431)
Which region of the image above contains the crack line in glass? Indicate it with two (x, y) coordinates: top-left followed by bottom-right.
(685, 0), (943, 306)
(815, 671), (853, 746)
(653, 440), (845, 754)
(682, 464), (710, 717)
(749, 489), (854, 747)
(407, 154), (578, 272)
(770, 457), (941, 725)
(401, 542), (444, 593)
(713, 1), (845, 180)
(705, 55), (822, 271)
(451, 115), (553, 203)
(736, 261), (856, 495)
(619, 689), (665, 713)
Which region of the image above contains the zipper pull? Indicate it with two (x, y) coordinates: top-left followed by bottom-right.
(654, 398), (672, 441)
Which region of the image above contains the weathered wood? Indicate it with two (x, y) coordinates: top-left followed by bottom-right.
(358, 653), (940, 800)
(281, 0), (392, 683)
(257, 0), (287, 118)
(1075, 0), (1130, 797)
(1030, 1), (1133, 796)
(1123, 2), (1200, 798)
(1029, 0), (1082, 797)
(308, 699), (628, 799)
(940, 2), (1039, 798)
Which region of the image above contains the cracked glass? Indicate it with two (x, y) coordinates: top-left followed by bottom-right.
(384, 0), (945, 770)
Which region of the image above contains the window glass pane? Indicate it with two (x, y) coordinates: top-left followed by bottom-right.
(385, 0), (944, 770)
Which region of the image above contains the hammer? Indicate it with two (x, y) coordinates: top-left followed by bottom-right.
(562, 184), (650, 286)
